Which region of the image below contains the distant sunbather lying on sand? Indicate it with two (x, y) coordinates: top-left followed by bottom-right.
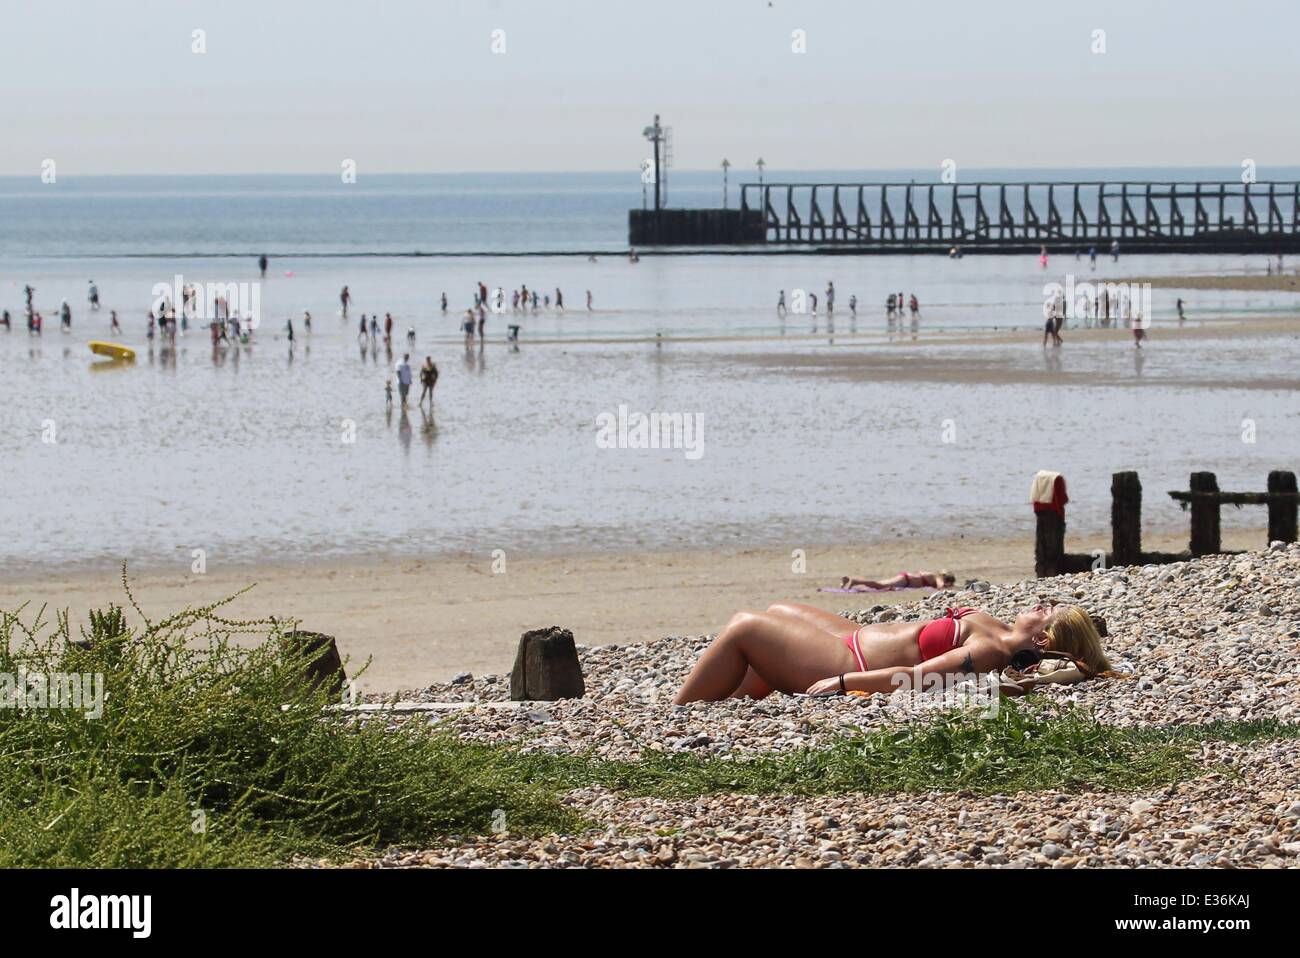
(837, 569), (956, 591)
(674, 601), (1110, 704)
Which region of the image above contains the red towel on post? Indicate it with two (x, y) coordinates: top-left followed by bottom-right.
(1031, 473), (1069, 516)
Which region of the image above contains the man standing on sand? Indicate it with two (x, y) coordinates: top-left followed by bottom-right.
(395, 353), (413, 410)
(259, 254), (268, 277)
(586, 290), (593, 310)
(340, 286), (351, 317)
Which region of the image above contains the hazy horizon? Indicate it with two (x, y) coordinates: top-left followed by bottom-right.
(2, 0), (1298, 178)
(5, 164), (1300, 183)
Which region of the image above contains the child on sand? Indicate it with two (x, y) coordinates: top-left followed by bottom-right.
(385, 379), (394, 409)
(838, 569), (956, 591)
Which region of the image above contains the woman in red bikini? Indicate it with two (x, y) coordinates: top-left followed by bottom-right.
(840, 569), (955, 591)
(673, 601), (1109, 704)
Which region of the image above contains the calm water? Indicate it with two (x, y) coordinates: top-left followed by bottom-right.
(4, 166), (1300, 256)
(2, 172), (1299, 572)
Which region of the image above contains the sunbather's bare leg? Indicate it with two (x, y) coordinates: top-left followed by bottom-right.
(730, 668), (773, 700)
(843, 576), (887, 590)
(673, 611), (857, 704)
(846, 574), (912, 590)
(766, 602), (859, 639)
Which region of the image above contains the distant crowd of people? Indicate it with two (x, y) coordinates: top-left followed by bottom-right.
(774, 281), (919, 322)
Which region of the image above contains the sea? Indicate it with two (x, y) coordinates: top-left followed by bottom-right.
(2, 168), (1299, 571)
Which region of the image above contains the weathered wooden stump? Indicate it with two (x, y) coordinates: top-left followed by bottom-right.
(283, 630), (347, 696)
(1268, 470), (1298, 544)
(1034, 512), (1065, 578)
(511, 627), (585, 701)
(1188, 472), (1221, 557)
(1111, 471), (1143, 567)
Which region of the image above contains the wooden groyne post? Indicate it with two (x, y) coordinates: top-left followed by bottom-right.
(1034, 468), (1298, 579)
(1034, 510), (1065, 578)
(510, 627), (585, 701)
(1188, 472), (1221, 556)
(1268, 470), (1299, 543)
(1169, 469), (1299, 554)
(1110, 471), (1143, 567)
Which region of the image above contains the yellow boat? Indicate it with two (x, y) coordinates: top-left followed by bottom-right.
(88, 341), (136, 362)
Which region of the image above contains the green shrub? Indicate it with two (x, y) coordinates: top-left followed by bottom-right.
(0, 574), (580, 867)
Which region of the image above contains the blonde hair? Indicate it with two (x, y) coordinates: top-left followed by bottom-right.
(1047, 605), (1112, 675)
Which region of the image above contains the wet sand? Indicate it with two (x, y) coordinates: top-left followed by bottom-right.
(1117, 273), (1300, 292)
(0, 528), (1262, 692)
(700, 315), (1300, 389)
(452, 312), (1300, 352)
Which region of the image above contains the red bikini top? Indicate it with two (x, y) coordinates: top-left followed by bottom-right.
(917, 607), (978, 661)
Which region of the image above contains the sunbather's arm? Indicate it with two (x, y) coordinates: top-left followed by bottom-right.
(806, 643), (1003, 695)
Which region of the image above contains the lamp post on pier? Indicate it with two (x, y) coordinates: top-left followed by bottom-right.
(641, 115), (663, 212)
(721, 158), (731, 209)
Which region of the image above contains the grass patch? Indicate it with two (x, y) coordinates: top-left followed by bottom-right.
(0, 579), (582, 868)
(1, 582), (1293, 867)
(521, 699), (1203, 799)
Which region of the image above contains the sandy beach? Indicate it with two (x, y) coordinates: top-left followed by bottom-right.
(1117, 272), (1300, 292)
(332, 541), (1300, 868)
(0, 527), (1263, 692)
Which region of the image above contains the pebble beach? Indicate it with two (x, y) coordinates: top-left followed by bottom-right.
(346, 543), (1300, 868)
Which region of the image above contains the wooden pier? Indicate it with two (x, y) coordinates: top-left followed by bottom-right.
(629, 179), (1300, 252)
(745, 181), (1300, 253)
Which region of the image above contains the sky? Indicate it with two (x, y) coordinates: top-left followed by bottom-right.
(1, 0), (1297, 176)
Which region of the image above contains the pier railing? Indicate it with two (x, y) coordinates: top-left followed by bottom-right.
(737, 181), (1300, 253)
